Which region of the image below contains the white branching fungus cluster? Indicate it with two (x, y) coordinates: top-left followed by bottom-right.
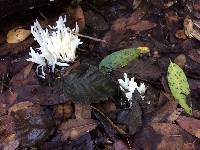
(118, 73), (147, 106)
(27, 16), (82, 78)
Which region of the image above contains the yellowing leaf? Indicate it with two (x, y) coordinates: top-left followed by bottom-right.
(138, 46), (149, 54)
(99, 47), (149, 72)
(167, 62), (192, 115)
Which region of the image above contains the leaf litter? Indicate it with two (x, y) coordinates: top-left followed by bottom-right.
(0, 0), (199, 149)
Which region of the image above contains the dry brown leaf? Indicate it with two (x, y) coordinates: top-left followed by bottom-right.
(184, 16), (194, 38)
(7, 27), (31, 43)
(181, 143), (195, 150)
(126, 20), (156, 33)
(167, 108), (183, 122)
(9, 102), (55, 147)
(126, 9), (146, 26)
(176, 30), (187, 40)
(176, 115), (200, 138)
(8, 101), (33, 115)
(111, 18), (127, 31)
(59, 119), (98, 140)
(150, 123), (181, 135)
(184, 16), (200, 41)
(132, 0), (142, 10)
(174, 54), (186, 69)
(0, 113), (19, 150)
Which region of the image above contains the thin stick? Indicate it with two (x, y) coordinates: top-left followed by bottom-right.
(74, 33), (107, 43)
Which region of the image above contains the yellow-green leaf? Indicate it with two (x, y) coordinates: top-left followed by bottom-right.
(99, 47), (149, 72)
(167, 61), (192, 115)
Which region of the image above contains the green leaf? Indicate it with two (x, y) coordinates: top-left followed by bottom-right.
(99, 48), (142, 72)
(167, 61), (192, 115)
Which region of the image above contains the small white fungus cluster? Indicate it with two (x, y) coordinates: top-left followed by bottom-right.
(27, 16), (82, 78)
(118, 73), (147, 105)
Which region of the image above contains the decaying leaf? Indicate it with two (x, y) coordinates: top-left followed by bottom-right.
(174, 54), (186, 69)
(184, 16), (200, 41)
(7, 27), (31, 43)
(0, 114), (19, 150)
(132, 0), (142, 10)
(120, 58), (161, 84)
(175, 30), (187, 40)
(167, 61), (192, 115)
(99, 47), (149, 72)
(176, 115), (200, 138)
(9, 102), (55, 147)
(59, 119), (98, 140)
(61, 63), (117, 104)
(126, 20), (156, 33)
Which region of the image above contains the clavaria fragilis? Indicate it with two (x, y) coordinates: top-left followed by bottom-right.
(118, 73), (147, 106)
(27, 16), (82, 78)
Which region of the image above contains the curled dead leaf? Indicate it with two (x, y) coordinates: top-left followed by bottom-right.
(7, 27), (31, 44)
(8, 101), (33, 115)
(176, 30), (187, 40)
(184, 16), (200, 41)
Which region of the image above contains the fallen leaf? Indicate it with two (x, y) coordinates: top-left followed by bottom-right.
(121, 58), (162, 84)
(0, 114), (19, 150)
(7, 27), (31, 43)
(111, 18), (127, 31)
(176, 30), (187, 40)
(0, 37), (34, 56)
(126, 20), (156, 33)
(174, 54), (187, 69)
(132, 0), (142, 10)
(176, 115), (200, 138)
(167, 62), (192, 115)
(59, 119), (98, 140)
(126, 9), (146, 26)
(9, 102), (55, 147)
(99, 48), (141, 72)
(61, 64), (117, 104)
(181, 143), (195, 150)
(167, 108), (183, 122)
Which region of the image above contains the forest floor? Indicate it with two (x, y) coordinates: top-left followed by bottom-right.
(0, 0), (199, 149)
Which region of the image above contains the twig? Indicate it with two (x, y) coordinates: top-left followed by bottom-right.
(73, 32), (107, 43)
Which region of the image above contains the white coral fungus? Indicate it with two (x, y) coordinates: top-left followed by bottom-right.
(27, 16), (82, 77)
(118, 73), (147, 105)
